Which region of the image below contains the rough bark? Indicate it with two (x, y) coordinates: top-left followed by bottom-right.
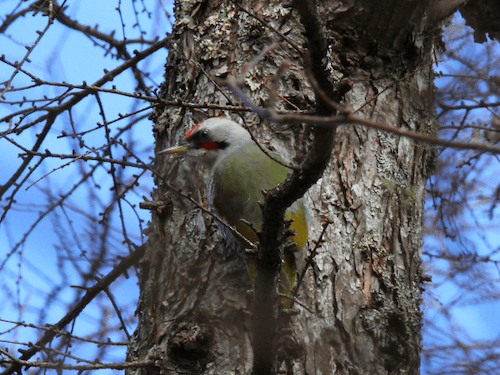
(127, 0), (440, 374)
(460, 0), (500, 43)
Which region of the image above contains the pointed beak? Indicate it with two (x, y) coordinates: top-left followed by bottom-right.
(157, 143), (190, 155)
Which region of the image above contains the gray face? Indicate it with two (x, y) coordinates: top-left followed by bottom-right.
(182, 118), (252, 169)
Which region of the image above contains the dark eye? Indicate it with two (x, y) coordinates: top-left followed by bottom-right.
(201, 130), (209, 138)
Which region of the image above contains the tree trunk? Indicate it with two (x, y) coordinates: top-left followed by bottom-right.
(127, 0), (438, 373)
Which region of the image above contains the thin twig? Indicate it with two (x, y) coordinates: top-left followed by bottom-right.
(354, 60), (437, 113)
(277, 293), (312, 313)
(0, 318), (127, 346)
(0, 244), (146, 375)
(0, 351), (154, 371)
(119, 141), (258, 251)
(291, 219), (332, 306)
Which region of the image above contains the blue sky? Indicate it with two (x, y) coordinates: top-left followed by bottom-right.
(0, 0), (171, 367)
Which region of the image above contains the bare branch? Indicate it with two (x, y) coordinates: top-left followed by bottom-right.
(0, 244), (145, 375)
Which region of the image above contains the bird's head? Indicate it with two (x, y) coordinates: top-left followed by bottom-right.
(158, 117), (252, 168)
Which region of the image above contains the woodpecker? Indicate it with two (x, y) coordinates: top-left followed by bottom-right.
(159, 117), (308, 287)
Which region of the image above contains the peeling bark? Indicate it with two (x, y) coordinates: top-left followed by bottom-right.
(127, 1), (440, 374)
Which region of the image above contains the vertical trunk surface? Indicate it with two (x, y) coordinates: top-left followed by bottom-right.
(127, 0), (437, 373)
